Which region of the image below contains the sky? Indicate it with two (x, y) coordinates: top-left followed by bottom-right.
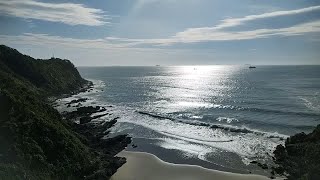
(0, 0), (320, 66)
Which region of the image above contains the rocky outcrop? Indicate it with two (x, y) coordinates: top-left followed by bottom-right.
(273, 125), (320, 180)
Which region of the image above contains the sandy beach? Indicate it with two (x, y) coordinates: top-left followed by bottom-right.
(111, 151), (272, 180)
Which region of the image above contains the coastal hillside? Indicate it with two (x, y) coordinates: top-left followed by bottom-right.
(0, 45), (129, 179)
(0, 45), (87, 96)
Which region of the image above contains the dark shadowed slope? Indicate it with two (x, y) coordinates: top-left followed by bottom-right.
(0, 45), (129, 179)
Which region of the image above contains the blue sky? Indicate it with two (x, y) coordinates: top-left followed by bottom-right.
(0, 0), (319, 66)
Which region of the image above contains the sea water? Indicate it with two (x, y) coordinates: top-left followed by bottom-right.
(73, 65), (320, 174)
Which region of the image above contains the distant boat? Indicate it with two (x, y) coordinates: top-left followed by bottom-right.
(156, 65), (160, 67)
(249, 66), (256, 69)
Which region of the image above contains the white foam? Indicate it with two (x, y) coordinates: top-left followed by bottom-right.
(90, 110), (110, 117)
(299, 95), (320, 111)
(216, 117), (239, 123)
(191, 115), (203, 119)
(116, 109), (286, 165)
(157, 137), (214, 161)
(54, 79), (109, 113)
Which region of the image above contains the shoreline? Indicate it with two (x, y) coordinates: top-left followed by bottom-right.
(52, 79), (132, 178)
(111, 151), (275, 180)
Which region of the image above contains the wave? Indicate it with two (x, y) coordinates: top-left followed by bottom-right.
(156, 137), (213, 162)
(177, 113), (316, 133)
(169, 102), (320, 117)
(244, 107), (320, 118)
(209, 103), (320, 117)
(182, 121), (287, 139)
(137, 111), (288, 139)
(115, 114), (284, 165)
(216, 116), (239, 123)
(162, 131), (234, 143)
(299, 96), (320, 112)
(137, 111), (175, 121)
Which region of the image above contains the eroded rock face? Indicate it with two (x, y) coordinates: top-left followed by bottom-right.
(273, 125), (320, 180)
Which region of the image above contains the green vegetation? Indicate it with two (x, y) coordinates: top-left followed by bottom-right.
(0, 45), (127, 179)
(0, 45), (88, 97)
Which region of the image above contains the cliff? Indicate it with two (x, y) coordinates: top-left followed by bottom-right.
(0, 45), (129, 179)
(273, 125), (320, 180)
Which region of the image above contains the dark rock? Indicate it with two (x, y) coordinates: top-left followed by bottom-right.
(64, 106), (107, 121)
(66, 98), (88, 105)
(75, 103), (82, 107)
(91, 113), (109, 120)
(80, 116), (92, 124)
(271, 170), (275, 175)
(274, 144), (286, 163)
(257, 162), (268, 169)
(79, 113), (109, 124)
(271, 165), (285, 175)
(132, 144), (138, 148)
(273, 125), (320, 179)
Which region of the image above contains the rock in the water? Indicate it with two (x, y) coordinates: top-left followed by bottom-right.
(132, 144), (138, 148)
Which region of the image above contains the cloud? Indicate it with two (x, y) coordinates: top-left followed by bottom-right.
(117, 6), (320, 46)
(1, 5), (320, 49)
(171, 20), (320, 44)
(0, 33), (168, 51)
(167, 5), (320, 44)
(215, 5), (320, 30)
(84, 20), (320, 46)
(0, 33), (119, 49)
(0, 0), (108, 26)
(0, 32), (204, 66)
(1, 20), (319, 51)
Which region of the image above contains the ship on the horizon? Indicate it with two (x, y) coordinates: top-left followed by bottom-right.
(249, 66), (256, 69)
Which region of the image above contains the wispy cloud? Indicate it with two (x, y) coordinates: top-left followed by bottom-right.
(1, 6), (320, 49)
(119, 6), (320, 45)
(171, 20), (320, 44)
(0, 33), (118, 49)
(215, 5), (320, 30)
(2, 20), (320, 50)
(166, 5), (320, 44)
(84, 20), (320, 46)
(0, 33), (167, 51)
(0, 0), (108, 26)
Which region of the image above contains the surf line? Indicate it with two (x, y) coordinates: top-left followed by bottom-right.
(160, 131), (234, 143)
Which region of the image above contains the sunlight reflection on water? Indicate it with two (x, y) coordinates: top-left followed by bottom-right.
(153, 65), (241, 111)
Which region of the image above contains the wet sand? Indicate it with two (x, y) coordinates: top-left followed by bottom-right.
(111, 151), (273, 180)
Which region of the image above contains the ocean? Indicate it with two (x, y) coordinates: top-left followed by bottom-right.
(72, 65), (319, 175)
